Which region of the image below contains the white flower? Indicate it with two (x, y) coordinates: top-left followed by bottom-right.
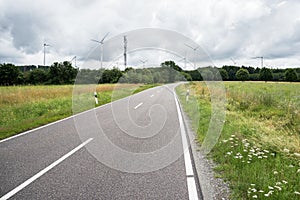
(294, 191), (300, 195)
(258, 190), (264, 193)
(264, 193), (270, 197)
(268, 186), (274, 190)
(297, 169), (300, 173)
(222, 139), (228, 143)
(252, 195), (258, 198)
(283, 148), (290, 153)
(274, 186), (282, 191)
(273, 171), (278, 175)
(294, 153), (300, 157)
(282, 180), (288, 184)
(263, 150), (270, 153)
(289, 165), (294, 168)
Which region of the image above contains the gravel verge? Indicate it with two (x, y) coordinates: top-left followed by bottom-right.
(181, 105), (231, 200)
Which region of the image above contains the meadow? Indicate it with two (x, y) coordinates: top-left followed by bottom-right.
(0, 84), (157, 140)
(176, 81), (300, 200)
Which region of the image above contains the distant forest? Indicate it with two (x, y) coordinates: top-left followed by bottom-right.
(0, 60), (299, 86)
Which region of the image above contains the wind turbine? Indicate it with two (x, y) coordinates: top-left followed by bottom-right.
(178, 57), (187, 69)
(184, 43), (199, 69)
(70, 56), (77, 67)
(140, 59), (147, 68)
(251, 56), (264, 68)
(230, 57), (237, 65)
(43, 43), (50, 66)
(91, 32), (109, 68)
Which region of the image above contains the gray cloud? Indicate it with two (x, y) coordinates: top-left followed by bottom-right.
(0, 0), (300, 67)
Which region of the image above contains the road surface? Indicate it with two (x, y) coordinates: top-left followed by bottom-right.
(0, 84), (202, 200)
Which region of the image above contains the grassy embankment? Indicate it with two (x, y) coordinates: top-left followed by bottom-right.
(176, 82), (300, 200)
(0, 84), (158, 140)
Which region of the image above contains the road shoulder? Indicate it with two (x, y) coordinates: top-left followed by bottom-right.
(179, 101), (231, 200)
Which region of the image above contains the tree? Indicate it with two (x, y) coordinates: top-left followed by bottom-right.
(48, 61), (78, 84)
(219, 69), (229, 80)
(236, 68), (249, 81)
(285, 68), (298, 82)
(28, 69), (48, 85)
(200, 68), (214, 81)
(101, 68), (123, 83)
(0, 63), (21, 85)
(222, 65), (240, 80)
(259, 67), (273, 82)
(161, 60), (182, 72)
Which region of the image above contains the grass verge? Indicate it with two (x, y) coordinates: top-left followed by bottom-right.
(176, 81), (300, 200)
(0, 83), (158, 140)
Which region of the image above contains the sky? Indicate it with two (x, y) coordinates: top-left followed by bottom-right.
(1, 0), (300, 69)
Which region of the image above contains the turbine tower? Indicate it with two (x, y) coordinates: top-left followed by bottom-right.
(124, 35), (127, 68)
(43, 43), (50, 66)
(184, 43), (199, 69)
(140, 59), (147, 68)
(70, 56), (77, 67)
(91, 32), (109, 68)
(252, 56), (264, 68)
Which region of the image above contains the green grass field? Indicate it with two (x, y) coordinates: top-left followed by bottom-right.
(176, 81), (300, 200)
(0, 84), (158, 140)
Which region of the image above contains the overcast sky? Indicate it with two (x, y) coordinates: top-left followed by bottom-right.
(1, 0), (300, 69)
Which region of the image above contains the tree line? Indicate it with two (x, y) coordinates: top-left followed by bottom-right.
(0, 61), (299, 86)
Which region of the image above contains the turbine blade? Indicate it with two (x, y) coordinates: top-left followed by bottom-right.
(100, 32), (110, 43)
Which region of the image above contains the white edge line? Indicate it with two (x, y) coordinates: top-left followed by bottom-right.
(134, 102), (143, 109)
(0, 138), (93, 200)
(173, 90), (199, 200)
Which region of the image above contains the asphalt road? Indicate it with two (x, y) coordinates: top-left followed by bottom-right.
(0, 84), (202, 200)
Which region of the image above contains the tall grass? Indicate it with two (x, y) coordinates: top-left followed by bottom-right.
(176, 81), (300, 200)
(0, 84), (157, 140)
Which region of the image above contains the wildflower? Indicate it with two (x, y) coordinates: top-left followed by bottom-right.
(258, 190), (264, 193)
(294, 191), (300, 195)
(283, 148), (290, 153)
(271, 153), (275, 156)
(263, 156), (268, 158)
(222, 139), (228, 143)
(274, 186), (282, 191)
(268, 186), (274, 190)
(282, 180), (288, 184)
(252, 195), (258, 198)
(263, 150), (270, 153)
(273, 171), (278, 175)
(275, 182), (282, 185)
(294, 153), (300, 157)
(251, 188), (257, 192)
(297, 169), (300, 173)
(289, 164), (294, 168)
